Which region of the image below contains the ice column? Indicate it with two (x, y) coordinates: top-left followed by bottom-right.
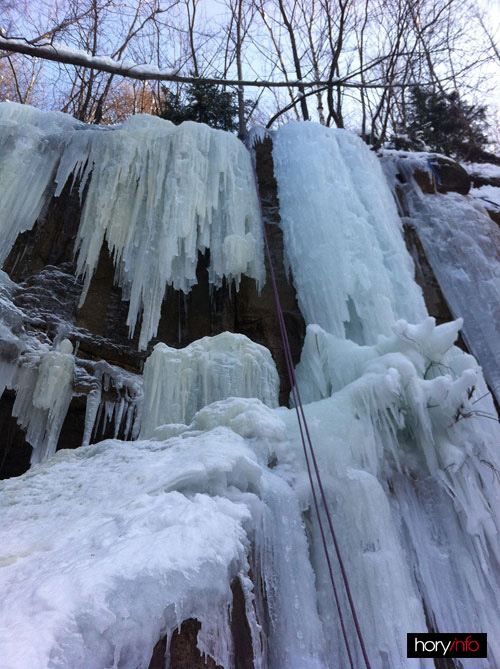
(12, 339), (75, 463)
(272, 122), (427, 342)
(139, 332), (279, 437)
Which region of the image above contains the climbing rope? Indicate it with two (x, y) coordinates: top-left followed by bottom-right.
(247, 140), (372, 669)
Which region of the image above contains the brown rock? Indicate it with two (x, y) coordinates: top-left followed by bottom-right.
(148, 577), (255, 669)
(412, 156), (471, 195)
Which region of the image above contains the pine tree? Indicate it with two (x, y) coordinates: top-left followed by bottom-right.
(403, 87), (489, 160)
(159, 82), (239, 132)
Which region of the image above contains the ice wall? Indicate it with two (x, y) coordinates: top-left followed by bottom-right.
(272, 123), (500, 666)
(280, 325), (500, 667)
(139, 332), (279, 437)
(272, 123), (427, 343)
(0, 103), (264, 349)
(3, 113), (500, 669)
(382, 151), (500, 405)
(0, 399), (325, 669)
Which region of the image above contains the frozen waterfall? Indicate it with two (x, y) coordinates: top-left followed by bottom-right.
(1, 113), (500, 668)
(0, 103), (264, 350)
(272, 123), (427, 342)
(272, 123), (500, 667)
(382, 150), (500, 407)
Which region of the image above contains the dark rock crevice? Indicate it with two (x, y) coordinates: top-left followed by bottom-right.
(148, 578), (256, 669)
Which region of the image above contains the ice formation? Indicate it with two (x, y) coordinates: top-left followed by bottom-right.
(2, 116), (500, 668)
(76, 359), (142, 447)
(0, 103), (264, 349)
(0, 399), (326, 669)
(271, 125), (500, 666)
(382, 151), (500, 404)
(11, 339), (75, 464)
(0, 104), (85, 265)
(140, 332), (279, 437)
(272, 123), (427, 342)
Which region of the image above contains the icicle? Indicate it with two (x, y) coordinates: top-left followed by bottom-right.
(0, 104), (265, 351)
(12, 339), (75, 463)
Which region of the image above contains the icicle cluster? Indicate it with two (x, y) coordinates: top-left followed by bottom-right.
(76, 359), (142, 448)
(139, 332), (279, 437)
(0, 103), (264, 349)
(0, 104), (84, 264)
(11, 339), (75, 464)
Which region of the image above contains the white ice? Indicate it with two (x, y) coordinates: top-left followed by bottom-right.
(0, 398), (324, 669)
(272, 123), (427, 343)
(382, 151), (500, 405)
(11, 339), (75, 464)
(140, 332), (279, 437)
(273, 124), (500, 665)
(0, 103), (265, 350)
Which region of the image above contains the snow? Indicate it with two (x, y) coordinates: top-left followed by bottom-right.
(0, 103), (265, 350)
(140, 332), (279, 437)
(471, 184), (500, 208)
(0, 399), (324, 669)
(0, 36), (177, 79)
(464, 161), (500, 179)
(382, 151), (500, 405)
(273, 124), (427, 342)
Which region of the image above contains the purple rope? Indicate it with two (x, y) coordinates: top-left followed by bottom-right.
(248, 144), (372, 669)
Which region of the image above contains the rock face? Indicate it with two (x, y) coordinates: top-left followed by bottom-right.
(411, 155), (471, 195)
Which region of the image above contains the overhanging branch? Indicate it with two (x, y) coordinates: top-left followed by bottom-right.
(0, 36), (449, 91)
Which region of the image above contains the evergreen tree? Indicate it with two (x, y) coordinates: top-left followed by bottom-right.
(402, 87), (489, 160)
(159, 82), (239, 132)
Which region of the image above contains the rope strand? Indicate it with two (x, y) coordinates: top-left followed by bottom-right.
(248, 141), (371, 669)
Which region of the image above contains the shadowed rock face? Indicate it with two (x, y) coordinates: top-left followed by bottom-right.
(411, 156), (471, 195)
(148, 579), (254, 669)
(148, 620), (222, 669)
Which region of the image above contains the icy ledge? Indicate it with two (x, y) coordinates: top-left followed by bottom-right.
(0, 398), (325, 669)
(0, 103), (264, 350)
